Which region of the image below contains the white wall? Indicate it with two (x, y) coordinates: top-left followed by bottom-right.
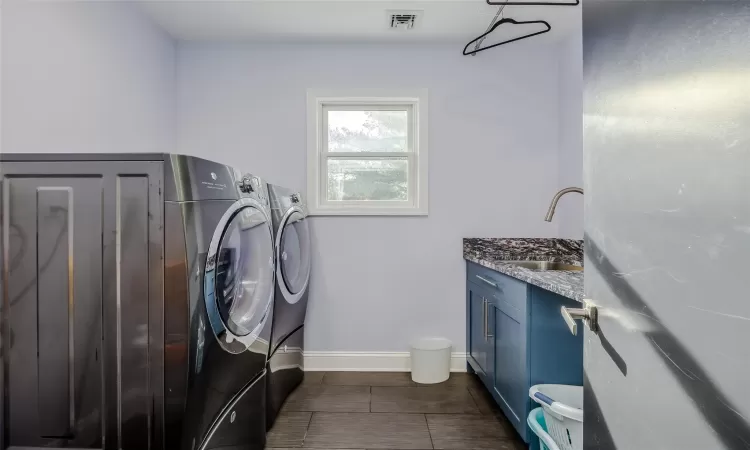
(1, 0), (176, 154)
(556, 10), (584, 239)
(177, 43), (563, 353)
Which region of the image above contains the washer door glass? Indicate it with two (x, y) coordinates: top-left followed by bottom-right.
(215, 206), (274, 337)
(280, 212), (311, 295)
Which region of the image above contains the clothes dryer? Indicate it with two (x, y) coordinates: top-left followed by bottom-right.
(265, 184), (311, 429)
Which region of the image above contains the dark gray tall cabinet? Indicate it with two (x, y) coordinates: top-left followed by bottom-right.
(0, 159), (164, 449)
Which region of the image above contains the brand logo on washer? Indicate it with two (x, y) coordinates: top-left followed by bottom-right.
(201, 172), (227, 190)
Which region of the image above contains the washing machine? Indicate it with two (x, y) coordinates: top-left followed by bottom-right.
(0, 153), (274, 450)
(167, 155), (276, 450)
(265, 184), (312, 429)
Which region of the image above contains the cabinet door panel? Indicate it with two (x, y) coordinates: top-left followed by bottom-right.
(2, 161), (164, 450)
(468, 283), (489, 375)
(493, 305), (526, 429)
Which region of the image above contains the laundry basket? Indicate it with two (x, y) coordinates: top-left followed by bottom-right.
(529, 385), (583, 450)
(528, 407), (561, 450)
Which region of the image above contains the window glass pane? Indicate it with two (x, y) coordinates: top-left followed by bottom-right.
(327, 158), (408, 201)
(327, 110), (408, 152)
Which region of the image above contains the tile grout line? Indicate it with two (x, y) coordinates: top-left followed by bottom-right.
(466, 385), (484, 415)
(301, 409), (314, 447)
(424, 413), (436, 450)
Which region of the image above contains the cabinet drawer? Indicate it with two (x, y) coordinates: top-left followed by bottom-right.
(467, 262), (528, 313)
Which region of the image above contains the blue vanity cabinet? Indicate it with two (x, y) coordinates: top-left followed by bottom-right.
(466, 261), (583, 445)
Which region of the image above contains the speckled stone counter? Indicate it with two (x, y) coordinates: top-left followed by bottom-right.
(463, 238), (584, 302)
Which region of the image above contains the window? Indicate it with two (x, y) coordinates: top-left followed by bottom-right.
(307, 89), (428, 216)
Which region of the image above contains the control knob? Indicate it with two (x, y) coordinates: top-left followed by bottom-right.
(238, 176), (254, 193)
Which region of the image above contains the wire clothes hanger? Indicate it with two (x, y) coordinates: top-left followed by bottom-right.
(469, 2), (508, 55)
(463, 17), (552, 55)
(486, 0), (579, 6)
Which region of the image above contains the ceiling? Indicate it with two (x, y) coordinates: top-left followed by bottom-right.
(138, 0), (581, 43)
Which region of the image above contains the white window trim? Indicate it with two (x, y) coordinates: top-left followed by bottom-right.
(306, 88), (428, 216)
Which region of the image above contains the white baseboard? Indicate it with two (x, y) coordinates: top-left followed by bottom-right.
(303, 351), (468, 372)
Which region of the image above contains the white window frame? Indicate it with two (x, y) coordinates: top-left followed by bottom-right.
(306, 88), (428, 216)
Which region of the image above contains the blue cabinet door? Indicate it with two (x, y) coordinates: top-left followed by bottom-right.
(467, 283), (492, 380)
(493, 302), (527, 433)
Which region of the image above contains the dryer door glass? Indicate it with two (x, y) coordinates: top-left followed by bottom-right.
(215, 206), (274, 337)
(280, 212), (311, 295)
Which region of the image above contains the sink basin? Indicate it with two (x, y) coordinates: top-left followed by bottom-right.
(507, 261), (583, 271)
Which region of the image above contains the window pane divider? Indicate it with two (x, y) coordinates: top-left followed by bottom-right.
(320, 200), (413, 207)
(322, 152), (413, 159)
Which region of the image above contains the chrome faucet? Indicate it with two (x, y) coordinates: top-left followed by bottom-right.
(545, 187), (583, 222)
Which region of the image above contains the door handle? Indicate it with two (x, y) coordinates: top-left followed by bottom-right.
(482, 297), (488, 341)
(484, 298), (490, 340)
(561, 300), (599, 336)
(486, 302), (493, 339)
(476, 275), (497, 288)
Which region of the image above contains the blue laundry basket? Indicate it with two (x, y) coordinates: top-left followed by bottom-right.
(528, 407), (561, 450)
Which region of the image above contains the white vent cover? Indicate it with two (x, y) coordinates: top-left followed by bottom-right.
(388, 10), (421, 30)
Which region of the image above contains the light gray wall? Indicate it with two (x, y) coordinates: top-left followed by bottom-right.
(177, 43), (564, 352)
(0, 0), (582, 354)
(1, 0), (176, 154)
(556, 8), (584, 239)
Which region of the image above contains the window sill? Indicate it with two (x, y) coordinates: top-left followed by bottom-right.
(308, 206), (428, 217)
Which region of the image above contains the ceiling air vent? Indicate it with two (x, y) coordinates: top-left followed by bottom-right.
(388, 10), (421, 30)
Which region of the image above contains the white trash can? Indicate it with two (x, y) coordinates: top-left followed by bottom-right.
(410, 338), (452, 384)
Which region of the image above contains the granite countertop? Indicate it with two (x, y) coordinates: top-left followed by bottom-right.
(463, 238), (584, 302)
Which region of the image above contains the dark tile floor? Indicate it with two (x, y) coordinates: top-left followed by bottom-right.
(266, 372), (526, 450)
